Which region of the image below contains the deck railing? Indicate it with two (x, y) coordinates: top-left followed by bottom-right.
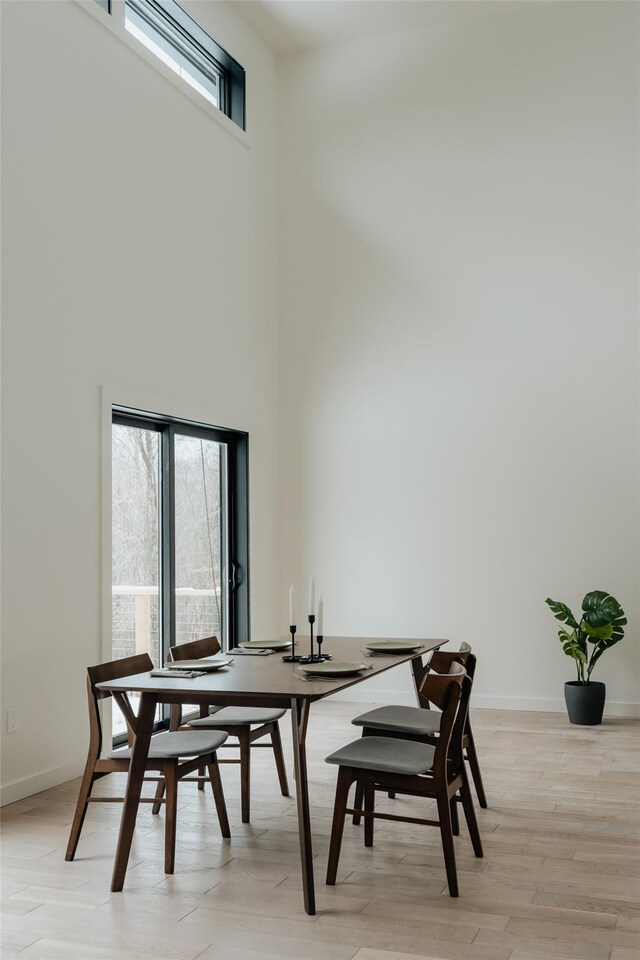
(112, 585), (221, 660)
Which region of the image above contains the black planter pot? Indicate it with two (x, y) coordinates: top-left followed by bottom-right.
(564, 681), (606, 725)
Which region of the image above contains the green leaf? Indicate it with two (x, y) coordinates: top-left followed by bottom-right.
(564, 640), (587, 663)
(582, 591), (622, 628)
(546, 598), (579, 630)
(565, 627), (586, 654)
(582, 622), (613, 642)
(558, 628), (587, 663)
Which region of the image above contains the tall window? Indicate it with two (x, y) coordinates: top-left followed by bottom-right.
(111, 407), (249, 739)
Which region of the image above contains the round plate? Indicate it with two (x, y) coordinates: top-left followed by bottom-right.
(364, 641), (424, 653)
(167, 658), (232, 671)
(240, 640), (293, 651)
(301, 662), (367, 677)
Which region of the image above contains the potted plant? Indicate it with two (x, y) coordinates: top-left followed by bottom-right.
(545, 591), (626, 725)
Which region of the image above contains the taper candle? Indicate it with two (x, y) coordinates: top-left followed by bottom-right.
(289, 585), (295, 625)
(317, 596), (324, 636)
(308, 577), (315, 617)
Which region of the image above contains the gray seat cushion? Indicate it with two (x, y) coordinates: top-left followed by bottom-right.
(108, 729), (227, 760)
(352, 705), (441, 736)
(188, 707), (285, 727)
(326, 736), (435, 776)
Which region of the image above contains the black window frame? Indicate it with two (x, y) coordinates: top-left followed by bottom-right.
(112, 404), (250, 668)
(124, 0), (246, 130)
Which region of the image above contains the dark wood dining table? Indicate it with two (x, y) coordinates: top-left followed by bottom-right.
(96, 635), (446, 915)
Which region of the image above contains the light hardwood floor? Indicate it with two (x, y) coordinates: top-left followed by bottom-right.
(1, 703), (639, 960)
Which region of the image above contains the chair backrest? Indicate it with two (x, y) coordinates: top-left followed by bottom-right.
(421, 663), (466, 779)
(426, 650), (477, 740)
(169, 636), (220, 662)
(86, 653), (153, 754)
(168, 637), (221, 728)
(420, 661), (465, 709)
(429, 645), (476, 681)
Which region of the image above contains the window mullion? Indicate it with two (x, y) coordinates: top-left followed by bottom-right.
(161, 425), (176, 666)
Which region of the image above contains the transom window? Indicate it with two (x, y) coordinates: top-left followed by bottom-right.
(95, 0), (246, 128)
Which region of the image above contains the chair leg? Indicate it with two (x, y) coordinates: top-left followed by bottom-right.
(326, 767), (352, 885)
(460, 776), (483, 858)
(352, 780), (364, 825)
(465, 727), (487, 808)
(239, 730), (251, 823)
(164, 765), (178, 875)
(65, 760), (97, 861)
(207, 755), (231, 838)
(197, 765), (205, 791)
(437, 792), (459, 897)
(152, 778), (165, 815)
(450, 794), (460, 836)
(271, 723), (290, 797)
(363, 782), (375, 848)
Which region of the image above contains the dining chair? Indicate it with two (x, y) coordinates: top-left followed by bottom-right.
(351, 642), (487, 819)
(164, 636), (289, 823)
(325, 663), (483, 897)
(65, 653), (231, 874)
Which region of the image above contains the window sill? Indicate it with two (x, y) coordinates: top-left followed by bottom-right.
(74, 0), (250, 148)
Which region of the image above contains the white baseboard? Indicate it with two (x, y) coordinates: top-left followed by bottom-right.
(1, 758), (85, 808)
(331, 688), (640, 717)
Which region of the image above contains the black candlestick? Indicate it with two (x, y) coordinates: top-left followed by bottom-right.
(317, 634), (324, 659)
(282, 624), (303, 662)
(308, 614), (315, 659)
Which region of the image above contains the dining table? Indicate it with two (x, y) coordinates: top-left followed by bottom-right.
(96, 635), (446, 915)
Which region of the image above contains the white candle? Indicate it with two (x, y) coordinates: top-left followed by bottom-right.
(308, 577), (315, 617)
(289, 585), (295, 626)
(317, 596), (324, 636)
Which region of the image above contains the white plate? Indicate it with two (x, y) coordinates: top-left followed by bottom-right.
(364, 641), (424, 654)
(301, 662), (367, 677)
(166, 658), (232, 671)
(240, 640), (293, 651)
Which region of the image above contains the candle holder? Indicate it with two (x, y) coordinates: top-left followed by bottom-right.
(309, 614), (315, 659)
(297, 618), (332, 664)
(282, 624), (305, 663)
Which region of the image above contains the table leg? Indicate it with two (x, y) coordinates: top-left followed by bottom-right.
(111, 692), (157, 892)
(290, 697), (315, 915)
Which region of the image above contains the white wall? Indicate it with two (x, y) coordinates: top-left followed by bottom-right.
(1, 0), (279, 803)
(278, 2), (640, 712)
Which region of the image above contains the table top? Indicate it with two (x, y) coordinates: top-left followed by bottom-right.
(96, 636), (446, 705)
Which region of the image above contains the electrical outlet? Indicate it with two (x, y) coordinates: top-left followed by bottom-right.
(6, 709), (18, 734)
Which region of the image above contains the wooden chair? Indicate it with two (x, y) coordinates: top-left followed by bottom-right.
(65, 653), (230, 874)
(163, 637), (289, 823)
(325, 663), (483, 897)
(352, 643), (487, 819)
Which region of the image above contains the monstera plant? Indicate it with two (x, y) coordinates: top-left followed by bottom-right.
(545, 591), (626, 725)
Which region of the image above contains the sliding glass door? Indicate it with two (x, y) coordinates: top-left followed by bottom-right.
(174, 433), (227, 648)
(111, 408), (249, 741)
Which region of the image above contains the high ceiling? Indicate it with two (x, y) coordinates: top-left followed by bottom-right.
(233, 0), (539, 54)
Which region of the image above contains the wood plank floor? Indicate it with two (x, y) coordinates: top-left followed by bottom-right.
(1, 703), (639, 960)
